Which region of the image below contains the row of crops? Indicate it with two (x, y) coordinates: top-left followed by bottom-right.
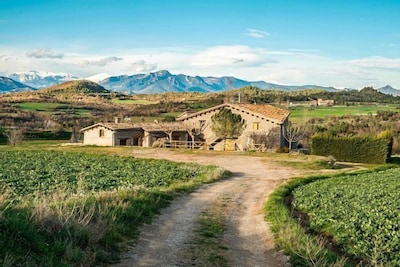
(0, 150), (204, 200)
(292, 169), (400, 266)
(0, 150), (218, 266)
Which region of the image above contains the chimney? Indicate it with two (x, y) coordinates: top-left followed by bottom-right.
(114, 117), (122, 124)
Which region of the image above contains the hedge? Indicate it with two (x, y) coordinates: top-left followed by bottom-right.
(311, 131), (393, 164)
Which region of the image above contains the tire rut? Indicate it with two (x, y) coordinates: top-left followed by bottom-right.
(112, 150), (299, 267)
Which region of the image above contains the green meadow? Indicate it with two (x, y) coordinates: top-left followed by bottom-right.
(110, 98), (158, 105)
(18, 102), (91, 116)
(289, 104), (400, 123)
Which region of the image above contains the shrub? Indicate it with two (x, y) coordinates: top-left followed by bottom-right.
(311, 132), (392, 164)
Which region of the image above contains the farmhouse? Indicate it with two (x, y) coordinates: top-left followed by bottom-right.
(80, 120), (189, 147)
(80, 103), (290, 151)
(177, 103), (289, 150)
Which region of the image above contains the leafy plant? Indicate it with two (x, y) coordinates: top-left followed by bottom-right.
(292, 169), (400, 266)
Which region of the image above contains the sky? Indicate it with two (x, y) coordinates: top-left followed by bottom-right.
(0, 0), (399, 89)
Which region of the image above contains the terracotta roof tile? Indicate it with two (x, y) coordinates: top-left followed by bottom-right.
(81, 122), (188, 132)
(231, 103), (289, 124)
(177, 103), (289, 124)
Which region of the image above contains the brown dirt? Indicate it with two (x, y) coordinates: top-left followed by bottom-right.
(112, 149), (303, 267)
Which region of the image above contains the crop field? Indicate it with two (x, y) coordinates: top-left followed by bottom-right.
(0, 149), (220, 266)
(289, 104), (400, 123)
(0, 150), (205, 200)
(292, 169), (400, 265)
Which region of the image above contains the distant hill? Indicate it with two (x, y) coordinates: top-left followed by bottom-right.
(377, 85), (400, 96)
(98, 70), (340, 94)
(40, 80), (110, 95)
(0, 76), (35, 93)
(9, 71), (79, 88)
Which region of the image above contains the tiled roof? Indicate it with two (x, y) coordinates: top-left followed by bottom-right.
(177, 103), (289, 124)
(231, 103), (290, 124)
(80, 122), (188, 132)
(139, 122), (188, 131)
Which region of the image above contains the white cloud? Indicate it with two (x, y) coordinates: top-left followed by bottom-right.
(343, 56), (400, 71)
(1, 45), (400, 89)
(26, 48), (64, 59)
(190, 45), (275, 67)
(245, 28), (270, 38)
(82, 56), (123, 66)
(0, 54), (12, 61)
(131, 60), (157, 72)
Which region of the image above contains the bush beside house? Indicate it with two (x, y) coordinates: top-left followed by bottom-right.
(311, 131), (393, 164)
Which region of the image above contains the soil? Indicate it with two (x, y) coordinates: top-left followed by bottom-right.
(112, 149), (303, 267)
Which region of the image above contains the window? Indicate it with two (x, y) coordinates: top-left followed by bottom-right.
(253, 122), (259, 130)
(99, 129), (105, 137)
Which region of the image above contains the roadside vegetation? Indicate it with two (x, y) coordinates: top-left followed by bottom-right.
(182, 198), (229, 267)
(0, 149), (228, 266)
(265, 165), (399, 266)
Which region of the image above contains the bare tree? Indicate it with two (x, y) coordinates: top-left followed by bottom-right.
(5, 127), (25, 146)
(283, 121), (306, 151)
(183, 121), (208, 149)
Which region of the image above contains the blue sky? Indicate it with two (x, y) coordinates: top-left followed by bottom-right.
(1, 0), (399, 88)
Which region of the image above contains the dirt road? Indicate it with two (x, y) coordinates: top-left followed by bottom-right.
(113, 150), (301, 267)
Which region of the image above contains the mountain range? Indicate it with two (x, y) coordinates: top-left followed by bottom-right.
(9, 71), (79, 89)
(0, 76), (35, 93)
(1, 70), (400, 96)
(98, 70), (341, 94)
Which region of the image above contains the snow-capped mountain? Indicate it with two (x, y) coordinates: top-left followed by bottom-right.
(98, 70), (339, 94)
(0, 76), (35, 93)
(9, 71), (79, 88)
(85, 73), (110, 83)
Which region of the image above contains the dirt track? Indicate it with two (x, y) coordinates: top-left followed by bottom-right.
(113, 149), (301, 266)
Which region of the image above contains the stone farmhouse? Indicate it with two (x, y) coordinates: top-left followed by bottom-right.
(80, 103), (290, 151)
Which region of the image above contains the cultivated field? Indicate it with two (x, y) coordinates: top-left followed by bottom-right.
(0, 149), (224, 266)
(0, 142), (397, 266)
(292, 169), (400, 266)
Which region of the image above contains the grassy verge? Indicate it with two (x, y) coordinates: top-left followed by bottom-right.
(264, 166), (395, 267)
(0, 149), (230, 266)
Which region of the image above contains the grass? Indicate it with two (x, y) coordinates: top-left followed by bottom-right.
(289, 104), (400, 124)
(18, 102), (67, 111)
(17, 102), (91, 116)
(111, 98), (158, 105)
(181, 197), (229, 267)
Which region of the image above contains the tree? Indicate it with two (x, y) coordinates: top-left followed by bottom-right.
(5, 127), (25, 146)
(183, 121), (208, 149)
(283, 121), (306, 151)
(211, 108), (245, 139)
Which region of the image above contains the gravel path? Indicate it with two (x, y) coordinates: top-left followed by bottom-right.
(112, 150), (301, 267)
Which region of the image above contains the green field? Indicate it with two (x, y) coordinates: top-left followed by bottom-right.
(0, 149), (222, 266)
(18, 102), (91, 116)
(292, 169), (400, 265)
(0, 150), (205, 199)
(111, 98), (158, 105)
(289, 104), (400, 123)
